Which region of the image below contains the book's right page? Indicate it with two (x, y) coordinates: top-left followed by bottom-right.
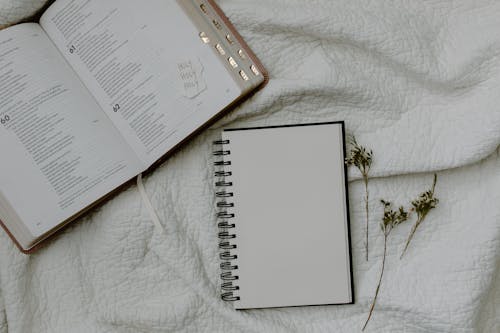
(40, 0), (261, 167)
(222, 122), (353, 309)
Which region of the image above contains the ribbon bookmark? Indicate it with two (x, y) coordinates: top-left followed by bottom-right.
(137, 174), (165, 233)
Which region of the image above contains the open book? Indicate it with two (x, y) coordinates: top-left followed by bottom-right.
(0, 0), (268, 253)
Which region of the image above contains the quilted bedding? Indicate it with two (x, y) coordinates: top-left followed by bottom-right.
(0, 0), (499, 332)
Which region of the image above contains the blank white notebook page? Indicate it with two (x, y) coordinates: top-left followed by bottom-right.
(222, 123), (353, 309)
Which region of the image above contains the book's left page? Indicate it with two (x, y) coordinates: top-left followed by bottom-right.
(0, 23), (143, 250)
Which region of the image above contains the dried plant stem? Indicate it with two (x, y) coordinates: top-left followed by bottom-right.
(363, 232), (388, 331)
(345, 136), (373, 261)
(363, 201), (408, 330)
(400, 218), (420, 259)
(363, 174), (369, 261)
(400, 174), (438, 259)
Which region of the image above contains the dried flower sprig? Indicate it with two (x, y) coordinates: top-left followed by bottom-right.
(345, 136), (373, 261)
(362, 200), (409, 331)
(400, 174), (439, 259)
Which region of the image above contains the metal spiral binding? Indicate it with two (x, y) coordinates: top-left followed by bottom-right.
(213, 139), (240, 302)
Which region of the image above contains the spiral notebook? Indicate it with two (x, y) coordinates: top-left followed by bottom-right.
(213, 122), (354, 309)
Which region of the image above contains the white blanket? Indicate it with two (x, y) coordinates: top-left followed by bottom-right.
(0, 0), (499, 332)
(0, 0), (46, 27)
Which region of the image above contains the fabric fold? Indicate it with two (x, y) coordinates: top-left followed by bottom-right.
(216, 0), (500, 177)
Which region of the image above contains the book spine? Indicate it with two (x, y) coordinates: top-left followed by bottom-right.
(213, 139), (240, 302)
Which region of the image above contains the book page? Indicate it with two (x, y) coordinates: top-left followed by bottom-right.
(40, 0), (242, 166)
(0, 23), (142, 239)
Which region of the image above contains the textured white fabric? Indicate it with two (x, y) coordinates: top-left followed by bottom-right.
(1, 149), (499, 333)
(0, 0), (47, 26)
(0, 0), (499, 332)
(215, 0), (500, 179)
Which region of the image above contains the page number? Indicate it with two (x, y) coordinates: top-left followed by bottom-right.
(0, 115), (10, 125)
(69, 45), (76, 54)
(113, 104), (120, 113)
